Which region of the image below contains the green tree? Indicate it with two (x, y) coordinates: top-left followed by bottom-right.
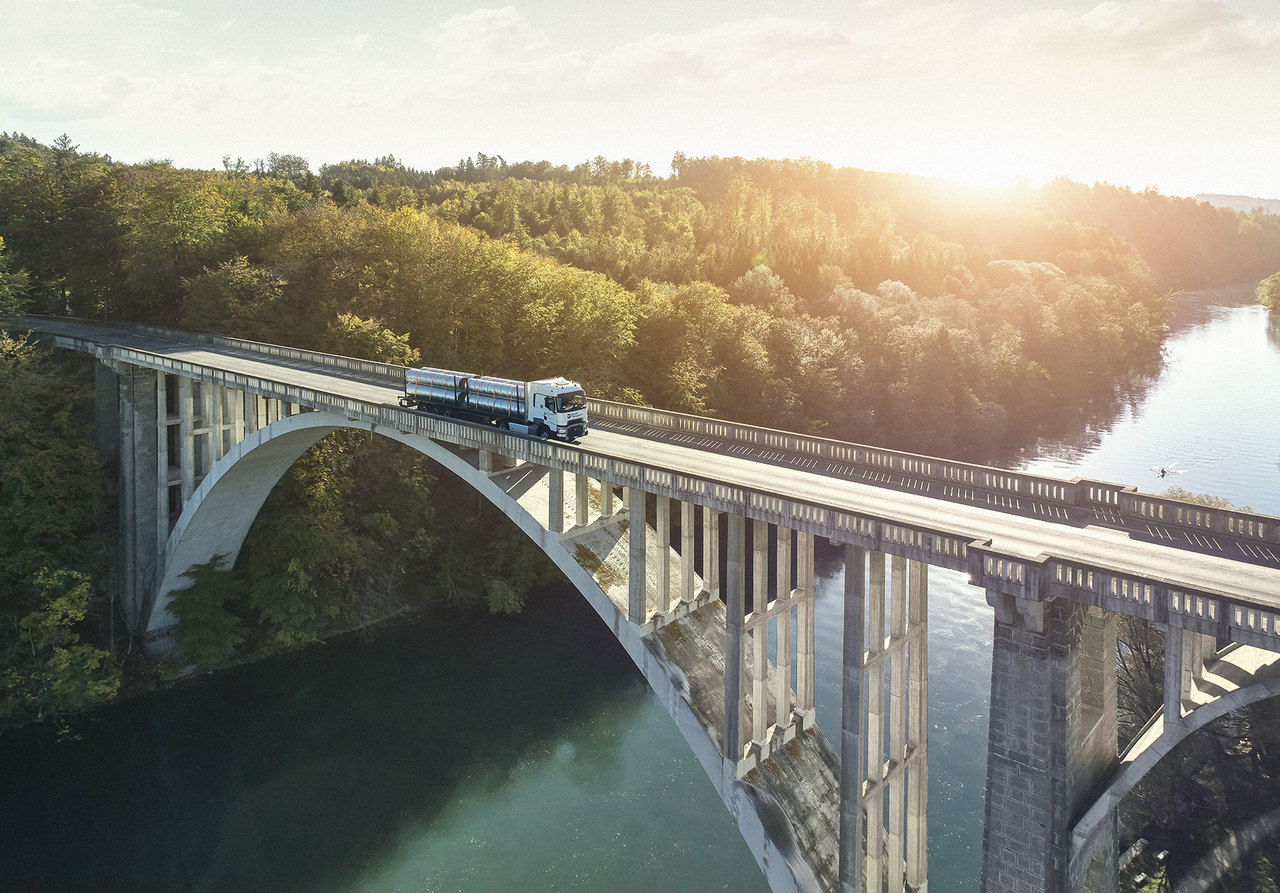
(170, 555), (245, 669)
(1258, 271), (1280, 311)
(0, 236), (29, 322)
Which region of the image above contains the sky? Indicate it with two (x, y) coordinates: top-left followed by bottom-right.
(3, 0), (1279, 198)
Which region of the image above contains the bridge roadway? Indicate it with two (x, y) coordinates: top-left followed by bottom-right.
(31, 317), (1280, 612)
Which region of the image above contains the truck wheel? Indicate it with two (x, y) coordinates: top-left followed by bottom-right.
(538, 424), (550, 439)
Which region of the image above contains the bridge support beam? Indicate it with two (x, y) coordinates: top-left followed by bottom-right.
(702, 508), (720, 598)
(116, 364), (160, 637)
(681, 501), (696, 603)
(1165, 626), (1217, 722)
(840, 551), (928, 893)
(548, 468), (564, 535)
(839, 545), (867, 893)
(981, 595), (1117, 893)
(627, 487), (646, 624)
(724, 514), (746, 773)
(575, 473), (590, 528)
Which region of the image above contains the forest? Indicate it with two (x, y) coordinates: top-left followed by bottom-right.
(2, 132), (1280, 712)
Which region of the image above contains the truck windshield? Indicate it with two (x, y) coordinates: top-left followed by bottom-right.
(556, 391), (587, 413)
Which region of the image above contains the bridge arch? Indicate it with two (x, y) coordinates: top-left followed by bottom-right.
(1071, 644), (1280, 884)
(152, 410), (606, 644)
(148, 407), (814, 892)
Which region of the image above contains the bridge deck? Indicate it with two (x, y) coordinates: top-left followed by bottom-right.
(37, 318), (1280, 611)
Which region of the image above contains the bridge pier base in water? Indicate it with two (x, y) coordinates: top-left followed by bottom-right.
(980, 594), (1117, 893)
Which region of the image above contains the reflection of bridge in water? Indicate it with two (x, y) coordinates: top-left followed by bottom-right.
(31, 317), (1280, 892)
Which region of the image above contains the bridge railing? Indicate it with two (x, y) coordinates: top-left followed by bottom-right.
(586, 398), (1280, 547)
(40, 317), (1280, 548)
(118, 322), (407, 382)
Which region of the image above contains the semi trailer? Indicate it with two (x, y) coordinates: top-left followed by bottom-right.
(399, 366), (588, 441)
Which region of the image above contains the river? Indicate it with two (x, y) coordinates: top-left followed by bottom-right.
(2, 285), (1277, 892)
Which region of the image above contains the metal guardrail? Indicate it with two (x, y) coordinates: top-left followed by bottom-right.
(36, 316), (1280, 548)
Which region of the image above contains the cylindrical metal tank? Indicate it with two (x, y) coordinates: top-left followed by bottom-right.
(405, 367), (470, 405)
(467, 376), (524, 416)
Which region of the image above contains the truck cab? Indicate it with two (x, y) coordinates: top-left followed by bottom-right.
(528, 378), (589, 440)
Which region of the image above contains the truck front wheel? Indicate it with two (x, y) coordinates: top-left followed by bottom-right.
(537, 424), (550, 439)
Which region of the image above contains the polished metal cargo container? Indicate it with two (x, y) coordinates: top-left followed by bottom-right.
(467, 376), (525, 416)
(405, 368), (470, 405)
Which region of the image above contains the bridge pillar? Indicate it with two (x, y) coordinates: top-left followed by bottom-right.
(775, 526), (793, 722)
(681, 501), (696, 603)
(702, 508), (720, 598)
(750, 520), (768, 745)
(906, 561), (929, 891)
(840, 550), (930, 893)
(117, 364), (160, 637)
(795, 530), (815, 728)
(601, 479), (615, 516)
(575, 473), (590, 527)
(627, 487), (645, 624)
(657, 496), (671, 610)
(1163, 627), (1217, 721)
(724, 513), (746, 774)
(839, 544), (867, 893)
(980, 595), (1117, 893)
(548, 468), (564, 534)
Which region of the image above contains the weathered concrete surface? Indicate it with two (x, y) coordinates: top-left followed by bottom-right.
(981, 600), (1117, 893)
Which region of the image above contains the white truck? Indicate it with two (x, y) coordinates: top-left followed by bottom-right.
(399, 366), (588, 441)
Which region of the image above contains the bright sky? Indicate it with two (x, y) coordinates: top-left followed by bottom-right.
(3, 0), (1278, 198)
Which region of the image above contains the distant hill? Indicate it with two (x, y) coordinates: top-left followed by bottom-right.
(1195, 194), (1280, 215)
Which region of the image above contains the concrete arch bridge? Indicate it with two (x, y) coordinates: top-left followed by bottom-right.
(31, 318), (1280, 893)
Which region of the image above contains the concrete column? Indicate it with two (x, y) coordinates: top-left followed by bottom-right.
(724, 514), (746, 771)
(1164, 625), (1185, 724)
(752, 519), (769, 743)
(94, 361), (121, 468)
(888, 557), (908, 891)
(575, 473), (590, 528)
(796, 530), (815, 721)
(702, 509), (720, 598)
(839, 544), (866, 893)
(981, 598), (1118, 893)
(906, 561), (929, 890)
(681, 501), (696, 603)
(601, 479), (615, 516)
(865, 551), (886, 891)
(226, 386), (245, 450)
(119, 366), (160, 638)
(478, 450), (496, 474)
(775, 527), (793, 721)
(154, 374), (169, 552)
(627, 487), (645, 624)
(243, 390), (258, 435)
(211, 384), (225, 462)
(196, 379), (214, 483)
(656, 496), (671, 611)
(548, 468), (564, 535)
(178, 377), (195, 501)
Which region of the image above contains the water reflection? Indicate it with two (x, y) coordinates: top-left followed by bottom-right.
(0, 588), (768, 893)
